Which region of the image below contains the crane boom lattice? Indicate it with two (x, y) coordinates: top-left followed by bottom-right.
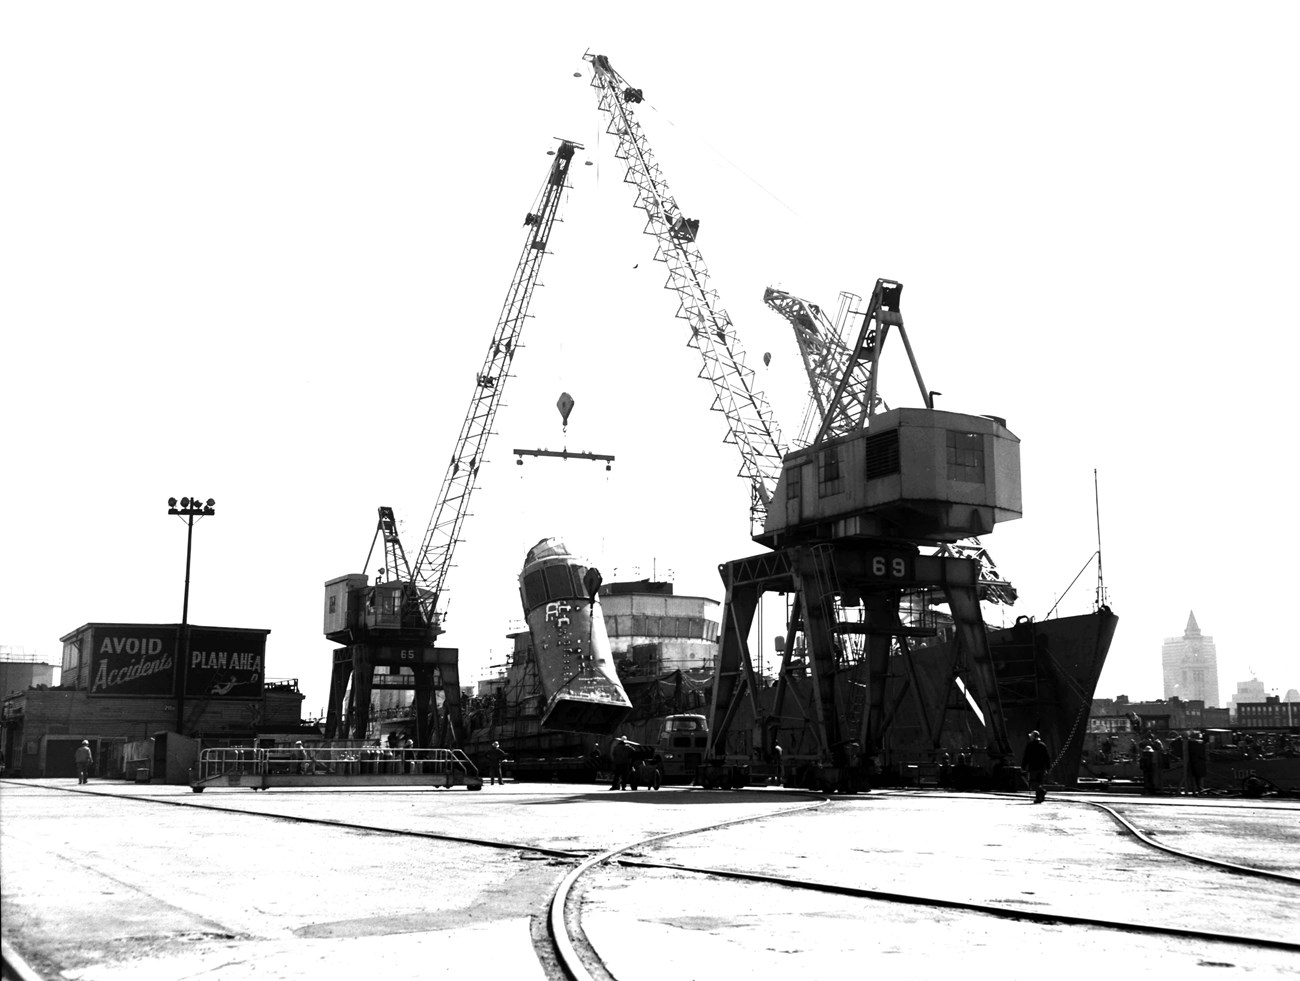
(763, 287), (875, 447)
(586, 53), (785, 534)
(411, 140), (580, 630)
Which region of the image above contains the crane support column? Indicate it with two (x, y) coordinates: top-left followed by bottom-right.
(707, 544), (1015, 791)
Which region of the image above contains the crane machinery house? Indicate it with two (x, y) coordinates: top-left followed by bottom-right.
(757, 408), (1022, 549)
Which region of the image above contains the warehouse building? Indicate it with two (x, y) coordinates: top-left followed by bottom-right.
(1, 622), (307, 782)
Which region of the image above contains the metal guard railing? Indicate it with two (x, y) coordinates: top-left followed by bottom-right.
(195, 746), (480, 781)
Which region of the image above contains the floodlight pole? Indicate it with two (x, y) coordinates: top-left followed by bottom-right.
(168, 497), (215, 734)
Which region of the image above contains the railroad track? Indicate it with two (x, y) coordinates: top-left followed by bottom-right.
(4, 782), (1298, 980)
(543, 790), (1300, 980)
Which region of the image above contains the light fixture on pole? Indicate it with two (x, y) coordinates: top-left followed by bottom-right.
(168, 496), (215, 734)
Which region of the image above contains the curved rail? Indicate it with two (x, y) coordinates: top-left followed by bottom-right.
(547, 797), (829, 981)
(965, 789), (1300, 884)
(546, 789), (1300, 975)
(1078, 797), (1300, 885)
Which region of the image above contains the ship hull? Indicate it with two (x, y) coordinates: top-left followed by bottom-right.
(890, 608), (1119, 785)
(757, 608), (1118, 788)
(519, 538), (632, 735)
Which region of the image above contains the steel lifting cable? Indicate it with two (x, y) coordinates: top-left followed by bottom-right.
(1049, 701), (1090, 773)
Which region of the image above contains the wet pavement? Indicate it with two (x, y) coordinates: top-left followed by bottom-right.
(2, 780), (1297, 979)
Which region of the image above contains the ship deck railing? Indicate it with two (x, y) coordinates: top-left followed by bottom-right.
(190, 746), (482, 792)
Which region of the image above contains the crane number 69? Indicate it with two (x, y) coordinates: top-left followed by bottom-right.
(871, 556), (908, 578)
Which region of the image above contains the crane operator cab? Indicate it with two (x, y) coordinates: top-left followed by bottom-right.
(755, 407), (1021, 549)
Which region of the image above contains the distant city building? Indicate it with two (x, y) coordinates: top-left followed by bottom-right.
(1235, 697), (1300, 728)
(0, 648), (59, 698)
(1091, 696), (1229, 731)
(1227, 678), (1267, 721)
(1161, 611), (1220, 707)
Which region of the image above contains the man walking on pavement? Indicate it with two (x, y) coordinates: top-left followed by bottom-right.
(1022, 730), (1052, 803)
(485, 740), (508, 785)
(74, 740), (94, 784)
(609, 736), (633, 790)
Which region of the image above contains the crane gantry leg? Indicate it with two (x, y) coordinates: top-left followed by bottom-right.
(704, 543), (1014, 791)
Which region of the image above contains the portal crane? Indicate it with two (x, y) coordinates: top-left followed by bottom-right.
(764, 284), (1016, 607)
(323, 139), (581, 746)
(585, 53), (785, 535)
(708, 279), (1025, 790)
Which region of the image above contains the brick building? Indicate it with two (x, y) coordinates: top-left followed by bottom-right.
(1, 622), (306, 781)
(1234, 697), (1300, 728)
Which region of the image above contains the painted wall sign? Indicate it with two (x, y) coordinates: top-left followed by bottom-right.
(184, 628), (266, 698)
(85, 624), (269, 699)
(88, 626), (177, 697)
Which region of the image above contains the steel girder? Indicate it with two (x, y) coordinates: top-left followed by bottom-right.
(709, 544), (1014, 769)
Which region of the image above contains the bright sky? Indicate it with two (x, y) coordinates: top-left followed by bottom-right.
(4, 3), (1298, 717)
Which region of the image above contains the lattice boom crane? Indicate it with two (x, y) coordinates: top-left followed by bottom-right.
(411, 139), (580, 630)
(585, 53), (786, 534)
(323, 139), (580, 745)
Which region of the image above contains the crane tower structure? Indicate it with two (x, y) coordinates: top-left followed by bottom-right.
(579, 55), (1027, 787)
(322, 140), (581, 746)
(705, 278), (1025, 789)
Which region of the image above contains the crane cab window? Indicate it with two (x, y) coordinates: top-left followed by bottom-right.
(819, 446), (843, 497)
(946, 431), (985, 483)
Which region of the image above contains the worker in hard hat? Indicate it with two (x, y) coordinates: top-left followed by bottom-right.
(74, 740), (95, 785)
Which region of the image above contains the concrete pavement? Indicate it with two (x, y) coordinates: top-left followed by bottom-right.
(3, 780), (1297, 979)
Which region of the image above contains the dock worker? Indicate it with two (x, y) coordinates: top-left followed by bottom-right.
(294, 741), (312, 775)
(609, 736), (633, 790)
(74, 740), (94, 785)
(485, 741), (508, 786)
(1021, 730), (1052, 804)
(1139, 741), (1158, 793)
(1187, 732), (1207, 794)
